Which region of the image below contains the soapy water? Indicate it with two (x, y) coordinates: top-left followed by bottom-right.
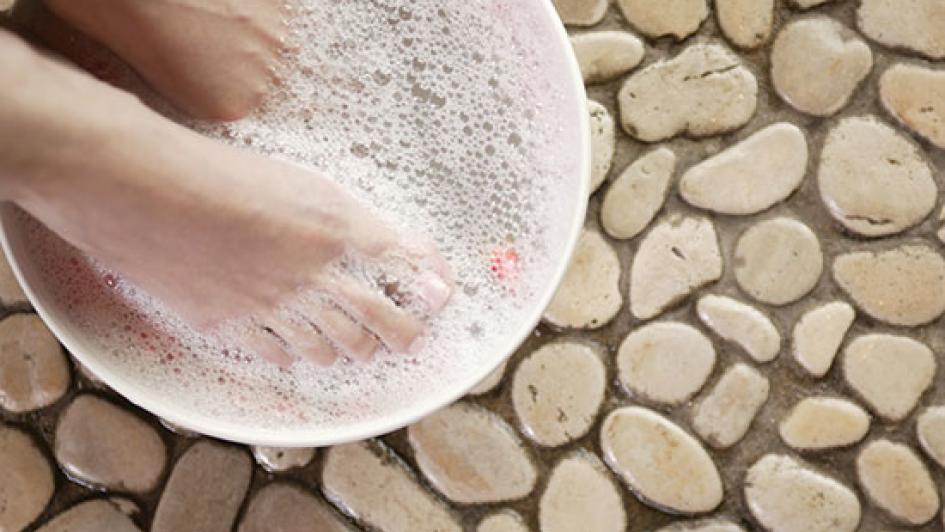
(12, 0), (584, 434)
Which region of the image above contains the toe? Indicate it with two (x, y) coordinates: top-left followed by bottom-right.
(307, 301), (379, 361)
(273, 320), (337, 366)
(328, 279), (426, 353)
(238, 329), (293, 368)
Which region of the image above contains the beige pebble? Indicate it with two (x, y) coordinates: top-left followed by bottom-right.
(880, 63), (945, 150)
(771, 17), (872, 117)
(716, 0), (774, 49)
(618, 44), (757, 142)
(0, 425), (54, 532)
(408, 402), (537, 503)
(477, 511), (528, 532)
(539, 452), (626, 532)
(843, 334), (934, 422)
(152, 440), (251, 532)
(512, 341), (605, 447)
(818, 116), (936, 237)
(55, 395), (166, 493)
(467, 361), (507, 396)
(601, 147), (676, 240)
(792, 301), (855, 378)
(589, 100), (614, 193)
(745, 454), (861, 532)
(37, 500), (141, 532)
(322, 441), (461, 532)
(552, 0), (607, 27)
(858, 0), (945, 60)
(680, 123), (807, 216)
(696, 295), (780, 363)
(792, 0), (835, 8)
(656, 520), (745, 532)
(571, 31), (645, 84)
(0, 313), (70, 413)
(630, 215), (722, 320)
(251, 446), (315, 472)
(833, 245), (945, 326)
(544, 230), (622, 329)
(734, 217), (822, 305)
(917, 406), (945, 468)
(692, 363), (769, 449)
(857, 439), (939, 525)
(0, 252), (27, 305)
(616, 321), (716, 406)
(615, 0), (708, 40)
(601, 406), (723, 514)
(238, 483), (352, 532)
(779, 397), (870, 451)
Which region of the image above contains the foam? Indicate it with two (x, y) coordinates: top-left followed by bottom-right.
(15, 0), (583, 434)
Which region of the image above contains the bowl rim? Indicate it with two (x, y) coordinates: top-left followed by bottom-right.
(0, 0), (590, 446)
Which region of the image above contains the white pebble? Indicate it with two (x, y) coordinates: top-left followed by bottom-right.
(734, 217), (822, 305)
(467, 361), (507, 396)
(843, 334), (935, 422)
(716, 0), (774, 49)
(696, 295), (780, 363)
(552, 0), (608, 27)
(858, 0), (945, 60)
(477, 511), (527, 532)
(601, 406), (723, 514)
(544, 230), (622, 329)
(630, 215), (722, 320)
(679, 123), (807, 216)
(539, 452), (626, 532)
(857, 439), (939, 526)
(656, 520), (745, 532)
(615, 0), (708, 40)
(616, 321), (716, 406)
(791, 301), (854, 378)
(880, 63), (945, 150)
(570, 31), (645, 84)
(691, 363), (769, 449)
(251, 446), (315, 472)
(917, 406), (945, 469)
(588, 100), (615, 193)
(779, 397), (870, 451)
(618, 43), (757, 142)
(818, 116), (936, 237)
(601, 147), (676, 240)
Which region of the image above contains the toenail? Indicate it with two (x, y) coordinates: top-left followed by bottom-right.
(418, 272), (452, 312)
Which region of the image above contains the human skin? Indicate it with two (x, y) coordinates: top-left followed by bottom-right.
(0, 1), (453, 367)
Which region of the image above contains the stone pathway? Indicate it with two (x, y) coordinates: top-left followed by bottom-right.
(4, 1), (945, 530)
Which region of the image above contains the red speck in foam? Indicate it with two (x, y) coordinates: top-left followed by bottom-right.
(488, 245), (520, 286)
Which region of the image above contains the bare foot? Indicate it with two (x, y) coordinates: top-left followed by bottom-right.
(0, 31), (453, 366)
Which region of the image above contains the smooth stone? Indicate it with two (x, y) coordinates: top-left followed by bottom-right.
(656, 520), (745, 532)
(55, 395), (166, 493)
(843, 334), (934, 421)
(791, 301), (855, 378)
(818, 116), (936, 237)
(858, 0), (945, 60)
(571, 31), (645, 84)
(696, 294), (780, 363)
(833, 245), (945, 326)
(780, 397), (870, 450)
(601, 406), (723, 514)
(917, 406), (945, 468)
(152, 440), (252, 532)
(544, 230), (622, 329)
(37, 500), (141, 532)
(512, 341), (605, 447)
(238, 483), (352, 532)
(0, 313), (70, 413)
(601, 147), (676, 240)
(616, 321), (715, 406)
(467, 361), (507, 396)
(251, 446), (315, 472)
(880, 63), (945, 150)
(408, 402), (537, 503)
(630, 215), (722, 320)
(734, 217), (822, 305)
(552, 0), (607, 26)
(679, 123), (807, 215)
(716, 0), (774, 49)
(0, 425), (54, 532)
(589, 100), (614, 193)
(618, 44), (757, 142)
(0, 252), (27, 305)
(857, 440), (939, 525)
(691, 363), (769, 449)
(539, 452), (626, 532)
(745, 454), (861, 532)
(478, 511), (528, 532)
(615, 0), (708, 40)
(771, 17), (872, 117)
(322, 441), (461, 532)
